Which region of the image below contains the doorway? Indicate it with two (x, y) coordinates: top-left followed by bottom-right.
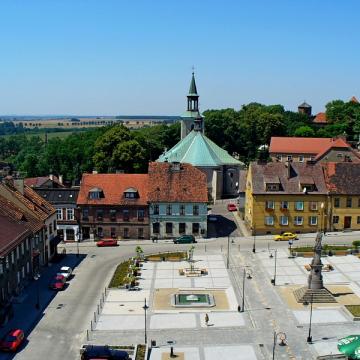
(344, 216), (352, 229)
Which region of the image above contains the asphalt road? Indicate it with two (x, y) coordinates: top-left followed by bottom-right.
(4, 223), (360, 360)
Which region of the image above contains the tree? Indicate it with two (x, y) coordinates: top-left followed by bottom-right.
(294, 126), (315, 137)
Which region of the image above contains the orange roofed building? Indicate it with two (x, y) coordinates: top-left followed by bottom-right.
(77, 173), (149, 240)
(269, 137), (360, 164)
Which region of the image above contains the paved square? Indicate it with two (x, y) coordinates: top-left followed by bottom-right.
(204, 345), (258, 360)
(150, 314), (197, 329)
(293, 309), (348, 324)
(150, 347), (200, 360)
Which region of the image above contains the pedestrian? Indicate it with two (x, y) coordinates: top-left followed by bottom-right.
(237, 305), (241, 312)
(205, 313), (209, 326)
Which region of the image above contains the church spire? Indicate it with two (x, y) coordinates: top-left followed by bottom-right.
(189, 72), (198, 95)
(187, 72), (199, 112)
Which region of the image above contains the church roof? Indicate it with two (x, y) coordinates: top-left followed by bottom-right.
(188, 72), (198, 96)
(157, 130), (243, 167)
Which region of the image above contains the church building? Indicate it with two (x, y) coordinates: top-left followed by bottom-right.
(157, 73), (243, 201)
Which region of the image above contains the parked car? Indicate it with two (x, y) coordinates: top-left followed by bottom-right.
(80, 345), (130, 360)
(49, 275), (66, 290)
(0, 329), (24, 352)
(96, 239), (118, 247)
(173, 235), (196, 244)
(57, 266), (72, 280)
(274, 232), (298, 241)
(227, 203), (237, 211)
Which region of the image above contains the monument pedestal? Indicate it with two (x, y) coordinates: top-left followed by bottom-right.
(294, 287), (336, 304)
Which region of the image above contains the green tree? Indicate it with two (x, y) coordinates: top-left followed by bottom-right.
(294, 126), (315, 137)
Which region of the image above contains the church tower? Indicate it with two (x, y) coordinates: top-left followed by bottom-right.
(181, 72), (203, 139)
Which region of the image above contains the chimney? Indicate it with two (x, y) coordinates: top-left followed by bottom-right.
(171, 162), (181, 171)
(286, 161), (292, 179)
(49, 174), (54, 181)
(92, 170), (98, 174)
(14, 178), (25, 195)
(59, 175), (63, 185)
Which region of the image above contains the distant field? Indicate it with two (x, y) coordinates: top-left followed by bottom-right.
(0, 130), (88, 140)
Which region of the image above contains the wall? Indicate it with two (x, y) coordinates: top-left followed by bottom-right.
(329, 195), (360, 231)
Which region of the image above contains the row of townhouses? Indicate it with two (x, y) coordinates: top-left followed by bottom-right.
(0, 177), (57, 325)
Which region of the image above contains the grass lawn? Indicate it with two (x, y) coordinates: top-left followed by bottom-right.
(135, 345), (146, 360)
(109, 260), (131, 288)
(293, 245), (352, 252)
(345, 305), (360, 317)
(146, 251), (187, 261)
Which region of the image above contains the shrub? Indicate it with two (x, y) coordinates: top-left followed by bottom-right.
(353, 240), (360, 248)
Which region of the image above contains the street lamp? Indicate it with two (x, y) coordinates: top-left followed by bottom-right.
(252, 226), (256, 253)
(240, 268), (252, 312)
(272, 331), (287, 359)
(143, 298), (149, 344)
(307, 293), (314, 343)
(227, 236), (230, 269)
(270, 249), (278, 286)
(34, 273), (40, 310)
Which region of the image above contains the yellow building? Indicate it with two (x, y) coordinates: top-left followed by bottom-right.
(323, 163), (360, 231)
(245, 161), (328, 235)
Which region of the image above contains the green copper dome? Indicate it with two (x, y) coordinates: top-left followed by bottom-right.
(157, 130), (243, 167)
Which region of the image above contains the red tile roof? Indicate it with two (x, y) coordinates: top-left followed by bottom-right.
(350, 96), (359, 103)
(269, 137), (351, 155)
(313, 112), (327, 124)
(25, 176), (64, 188)
(250, 161), (328, 195)
(77, 173), (149, 206)
(323, 162), (360, 194)
(148, 162), (208, 203)
(315, 138), (360, 161)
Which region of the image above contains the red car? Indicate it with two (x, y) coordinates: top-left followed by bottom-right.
(96, 239), (118, 247)
(227, 203), (237, 211)
(49, 275), (66, 290)
(0, 329), (24, 352)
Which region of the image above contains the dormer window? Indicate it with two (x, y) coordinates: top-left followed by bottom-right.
(266, 184), (279, 191)
(124, 187), (139, 199)
(89, 187), (103, 199)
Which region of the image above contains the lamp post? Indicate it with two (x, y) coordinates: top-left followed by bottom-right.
(271, 249), (278, 286)
(307, 293), (314, 343)
(227, 236), (230, 269)
(143, 298), (149, 344)
(252, 226), (256, 253)
(241, 268), (246, 312)
(272, 331), (287, 360)
(76, 232), (80, 258)
(320, 202), (325, 233)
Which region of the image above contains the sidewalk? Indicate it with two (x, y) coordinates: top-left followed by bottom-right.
(233, 211), (251, 237)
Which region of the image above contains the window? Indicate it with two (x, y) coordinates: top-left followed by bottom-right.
(295, 201), (304, 211)
(111, 227), (116, 238)
(299, 155), (304, 162)
(309, 201), (318, 211)
(334, 198), (340, 208)
(66, 229), (75, 240)
(280, 216), (288, 225)
(180, 205), (185, 216)
(56, 208), (63, 220)
(123, 209), (129, 221)
(309, 216), (318, 225)
(110, 209), (117, 221)
(346, 198), (352, 208)
(138, 228), (144, 239)
(153, 205), (159, 215)
(66, 209), (74, 220)
(281, 201), (288, 209)
(166, 205), (172, 216)
(192, 223), (199, 234)
(124, 188), (138, 198)
(358, 198), (360, 208)
(265, 216), (274, 226)
(287, 155), (292, 161)
(166, 222), (173, 234)
(276, 155), (282, 161)
(153, 222), (160, 234)
(333, 216), (339, 224)
(138, 209), (145, 221)
(294, 216), (303, 225)
(266, 184), (279, 191)
(89, 190), (101, 199)
(96, 209), (104, 221)
(82, 208), (89, 221)
(265, 200), (275, 210)
(193, 205), (199, 216)
(357, 216), (360, 224)
(179, 223), (186, 234)
(123, 228), (129, 238)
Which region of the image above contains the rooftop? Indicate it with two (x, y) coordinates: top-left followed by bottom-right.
(77, 173), (149, 206)
(35, 188), (79, 205)
(148, 162), (208, 203)
(323, 162), (360, 194)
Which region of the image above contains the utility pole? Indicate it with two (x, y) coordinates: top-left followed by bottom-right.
(227, 235), (230, 269)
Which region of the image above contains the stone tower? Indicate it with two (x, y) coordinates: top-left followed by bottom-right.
(298, 101), (312, 117)
(180, 72), (203, 139)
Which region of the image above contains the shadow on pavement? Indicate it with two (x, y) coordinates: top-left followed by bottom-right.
(207, 215), (238, 238)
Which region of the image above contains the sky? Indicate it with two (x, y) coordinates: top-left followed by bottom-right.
(0, 0), (359, 116)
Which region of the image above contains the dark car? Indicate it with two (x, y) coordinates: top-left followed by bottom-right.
(96, 239), (118, 247)
(173, 235), (196, 244)
(49, 275), (66, 290)
(80, 345), (130, 360)
(0, 329), (24, 352)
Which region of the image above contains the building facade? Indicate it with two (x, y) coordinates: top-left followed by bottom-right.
(323, 163), (360, 231)
(77, 174), (149, 240)
(245, 162), (328, 235)
(148, 162), (208, 239)
(35, 188), (79, 242)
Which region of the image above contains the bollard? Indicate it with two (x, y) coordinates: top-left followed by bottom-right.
(102, 292), (105, 302)
(97, 304), (100, 314)
(94, 311), (97, 323)
(90, 320), (93, 331)
(86, 329), (90, 341)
